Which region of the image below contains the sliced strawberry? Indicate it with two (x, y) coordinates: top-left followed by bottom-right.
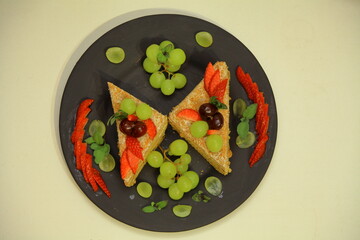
(126, 136), (143, 160)
(126, 149), (141, 174)
(212, 79), (228, 103)
(80, 153), (89, 183)
(120, 149), (131, 180)
(71, 128), (85, 144)
(236, 67), (254, 100)
(74, 140), (86, 170)
(85, 154), (98, 191)
(177, 109), (202, 121)
(207, 129), (220, 135)
(204, 62), (215, 93)
(249, 135), (269, 167)
(208, 70), (221, 96)
(144, 118), (156, 139)
(93, 168), (111, 198)
(259, 115), (269, 137)
(127, 114), (138, 121)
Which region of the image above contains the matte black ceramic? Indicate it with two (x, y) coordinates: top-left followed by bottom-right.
(59, 14), (277, 232)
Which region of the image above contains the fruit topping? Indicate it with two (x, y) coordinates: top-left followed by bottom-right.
(177, 109), (202, 121)
(125, 136), (143, 160)
(206, 134), (223, 153)
(136, 103), (152, 120)
(199, 103), (218, 120)
(119, 119), (147, 138)
(206, 112), (224, 130)
(190, 121), (209, 138)
(204, 62), (215, 93)
(143, 118), (157, 139)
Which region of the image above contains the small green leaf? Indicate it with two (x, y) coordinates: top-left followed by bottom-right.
(85, 137), (95, 144)
(107, 111), (128, 126)
(155, 200), (168, 210)
(93, 131), (104, 145)
(210, 96), (227, 109)
(142, 205), (156, 213)
(93, 149), (107, 164)
(242, 103), (258, 120)
(90, 143), (101, 150)
(237, 120), (249, 140)
(157, 52), (167, 63)
(192, 192), (202, 202)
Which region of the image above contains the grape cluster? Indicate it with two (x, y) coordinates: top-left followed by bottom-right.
(146, 139), (199, 200)
(143, 40), (187, 96)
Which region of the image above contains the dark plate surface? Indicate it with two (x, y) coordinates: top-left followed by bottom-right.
(59, 14), (277, 232)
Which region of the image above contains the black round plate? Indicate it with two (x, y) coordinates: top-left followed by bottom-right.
(59, 14), (277, 232)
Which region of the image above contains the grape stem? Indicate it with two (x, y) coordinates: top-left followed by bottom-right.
(158, 146), (173, 163)
(160, 64), (174, 79)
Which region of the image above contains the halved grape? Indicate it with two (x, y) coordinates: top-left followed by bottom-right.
(146, 44), (160, 63)
(205, 176), (222, 196)
(195, 31), (213, 48)
(171, 73), (187, 89)
(206, 134), (223, 152)
(149, 71), (166, 89)
(157, 174), (175, 189)
(190, 121), (209, 138)
(99, 154), (116, 172)
(233, 98), (247, 118)
(136, 182), (152, 198)
(160, 79), (175, 96)
(167, 48), (186, 66)
(183, 171), (199, 189)
(173, 205), (192, 218)
(168, 183), (184, 200)
(89, 120), (106, 137)
(146, 151), (163, 168)
(169, 139), (188, 156)
(105, 47), (125, 64)
(136, 103), (152, 120)
(236, 132), (256, 148)
(143, 57), (161, 73)
(177, 175), (192, 193)
(160, 162), (177, 178)
(159, 40), (174, 52)
(120, 98), (136, 115)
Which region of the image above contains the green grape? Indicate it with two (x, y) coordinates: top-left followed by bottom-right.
(135, 102), (152, 120)
(136, 182), (152, 198)
(160, 79), (175, 96)
(157, 174), (175, 189)
(206, 134), (223, 152)
(183, 171), (199, 189)
(99, 154), (116, 172)
(177, 175), (192, 193)
(164, 62), (181, 72)
(149, 71), (165, 89)
(120, 98), (136, 114)
(173, 205), (192, 218)
(159, 40), (174, 52)
(89, 120), (106, 137)
(236, 132), (256, 148)
(146, 44), (160, 63)
(105, 47), (125, 64)
(146, 151), (164, 168)
(168, 183), (184, 200)
(233, 98), (247, 118)
(167, 48), (186, 66)
(160, 162), (177, 178)
(205, 176), (222, 196)
(180, 154), (191, 165)
(171, 73), (187, 89)
(195, 31), (213, 48)
(174, 159), (188, 174)
(143, 57), (161, 73)
(169, 139), (188, 156)
(190, 121), (209, 138)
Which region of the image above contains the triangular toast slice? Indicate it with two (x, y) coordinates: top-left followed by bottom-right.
(108, 82), (168, 187)
(168, 62), (232, 175)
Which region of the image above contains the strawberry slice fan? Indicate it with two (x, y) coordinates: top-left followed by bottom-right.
(236, 66), (270, 167)
(71, 99), (111, 197)
(204, 62), (228, 102)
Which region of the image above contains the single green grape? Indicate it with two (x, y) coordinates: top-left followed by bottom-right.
(146, 151), (163, 168)
(99, 154), (116, 172)
(143, 57), (161, 73)
(146, 44), (160, 63)
(136, 102), (152, 120)
(195, 31), (213, 48)
(182, 171), (199, 189)
(120, 98), (136, 114)
(159, 40), (174, 51)
(173, 205), (192, 218)
(174, 159), (188, 174)
(205, 176), (222, 196)
(171, 73), (187, 89)
(169, 139), (188, 156)
(233, 98), (247, 118)
(180, 153), (192, 165)
(206, 134), (223, 152)
(236, 132), (256, 148)
(160, 162), (177, 178)
(177, 175), (192, 193)
(149, 71), (166, 89)
(157, 174), (175, 189)
(167, 48), (186, 66)
(89, 120), (106, 137)
(160, 79), (175, 96)
(190, 121), (209, 138)
(136, 182), (152, 198)
(168, 183), (184, 200)
(105, 47), (125, 64)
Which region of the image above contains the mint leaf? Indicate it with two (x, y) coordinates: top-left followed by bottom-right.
(237, 120), (249, 140)
(142, 206), (156, 213)
(85, 137), (95, 144)
(157, 52), (167, 63)
(210, 96), (227, 109)
(155, 200), (168, 210)
(107, 111), (128, 126)
(242, 103), (257, 120)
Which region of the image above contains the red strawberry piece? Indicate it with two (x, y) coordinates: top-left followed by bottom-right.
(126, 136), (143, 160)
(85, 154), (98, 191)
(212, 79), (228, 103)
(259, 115), (269, 137)
(204, 62), (215, 93)
(177, 109), (202, 121)
(127, 114), (138, 121)
(74, 140), (86, 170)
(126, 149), (141, 174)
(251, 82), (260, 102)
(71, 128), (85, 144)
(143, 119), (157, 139)
(208, 70), (221, 96)
(120, 149), (131, 180)
(93, 168), (111, 198)
(207, 129), (220, 135)
(80, 153), (89, 183)
(236, 67), (254, 100)
(249, 135), (268, 167)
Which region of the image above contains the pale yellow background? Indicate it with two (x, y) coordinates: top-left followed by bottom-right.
(1, 0), (359, 239)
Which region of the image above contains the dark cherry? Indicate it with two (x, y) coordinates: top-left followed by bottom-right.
(199, 103), (218, 120)
(119, 119), (136, 136)
(131, 121), (147, 138)
(207, 112), (224, 130)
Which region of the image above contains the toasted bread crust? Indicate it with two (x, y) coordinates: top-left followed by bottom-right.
(168, 62), (232, 175)
(108, 82), (168, 187)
